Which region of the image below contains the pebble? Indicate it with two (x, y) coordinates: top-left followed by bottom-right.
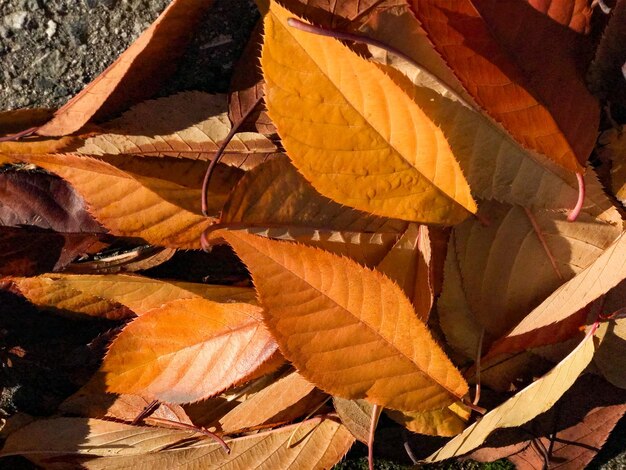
(18, 0), (41, 11)
(45, 20), (57, 39)
(4, 11), (28, 31)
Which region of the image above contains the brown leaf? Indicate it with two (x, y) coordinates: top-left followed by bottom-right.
(411, 0), (599, 171)
(228, 22), (276, 135)
(101, 298), (278, 403)
(526, 0), (592, 32)
(588, 0), (626, 106)
(37, 0), (218, 136)
(469, 375), (626, 469)
(333, 397), (375, 444)
(215, 230), (468, 412)
(0, 153), (237, 249)
(79, 92), (279, 169)
(279, 0), (402, 28)
(0, 227), (108, 277)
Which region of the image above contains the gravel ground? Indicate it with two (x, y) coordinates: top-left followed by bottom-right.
(0, 0), (624, 468)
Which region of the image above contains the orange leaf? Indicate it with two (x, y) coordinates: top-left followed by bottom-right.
(411, 0), (599, 171)
(214, 230), (468, 412)
(37, 0), (216, 136)
(101, 298), (277, 403)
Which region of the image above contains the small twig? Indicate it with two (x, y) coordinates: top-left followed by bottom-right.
(146, 417), (230, 455)
(524, 207), (563, 281)
(567, 172), (585, 222)
(132, 400), (160, 425)
(201, 95), (264, 217)
(402, 429), (419, 465)
(0, 126), (38, 142)
(368, 404), (381, 470)
(473, 328), (484, 406)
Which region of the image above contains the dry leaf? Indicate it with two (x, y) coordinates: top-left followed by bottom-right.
(214, 229), (468, 412)
(412, 0), (599, 171)
(333, 397), (375, 444)
(1, 417), (354, 469)
(588, 0), (626, 106)
(0, 153), (237, 248)
(79, 92), (278, 168)
(37, 0), (217, 136)
(439, 201), (620, 341)
(101, 298), (278, 403)
(261, 1), (476, 224)
(212, 370), (324, 434)
(221, 156), (407, 233)
(469, 375), (626, 469)
(11, 273), (254, 319)
(426, 328), (597, 461)
(386, 402), (470, 437)
(502, 231), (626, 343)
(376, 223), (434, 321)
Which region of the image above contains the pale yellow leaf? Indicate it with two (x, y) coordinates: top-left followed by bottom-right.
(333, 397), (374, 444)
(1, 417), (355, 470)
(505, 232), (626, 341)
(261, 1), (476, 224)
(426, 330), (597, 461)
(439, 201), (621, 340)
(215, 230), (468, 412)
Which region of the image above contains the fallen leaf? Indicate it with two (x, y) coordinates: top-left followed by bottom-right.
(214, 230), (468, 412)
(11, 273), (255, 318)
(588, 0), (626, 107)
(378, 57), (617, 221)
(386, 402), (470, 437)
(501, 231), (626, 343)
(0, 227), (108, 277)
(0, 153), (237, 248)
(280, 0), (400, 28)
(79, 92), (279, 169)
(221, 156), (407, 233)
(412, 0), (599, 171)
(1, 417), (354, 469)
(439, 201), (620, 340)
(101, 298), (278, 403)
(469, 375), (626, 469)
(526, 0), (592, 32)
(333, 397), (375, 444)
(376, 223), (434, 321)
(426, 327), (598, 461)
(37, 0), (217, 136)
(212, 370), (324, 434)
(0, 108), (54, 135)
(261, 1), (476, 224)
(228, 22), (276, 135)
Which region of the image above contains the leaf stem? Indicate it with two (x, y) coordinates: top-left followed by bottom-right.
(567, 172), (585, 222)
(0, 126), (38, 142)
(368, 404), (381, 470)
(201, 95), (264, 217)
(147, 417), (231, 455)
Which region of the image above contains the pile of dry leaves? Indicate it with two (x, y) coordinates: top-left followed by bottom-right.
(0, 0), (625, 468)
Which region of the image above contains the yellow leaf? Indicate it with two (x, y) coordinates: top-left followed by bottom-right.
(261, 1), (476, 224)
(221, 156), (407, 233)
(214, 230), (468, 412)
(101, 298), (278, 403)
(79, 92), (279, 169)
(376, 52), (617, 221)
(386, 402), (469, 437)
(0, 153), (238, 248)
(426, 329), (597, 461)
(0, 417), (355, 469)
